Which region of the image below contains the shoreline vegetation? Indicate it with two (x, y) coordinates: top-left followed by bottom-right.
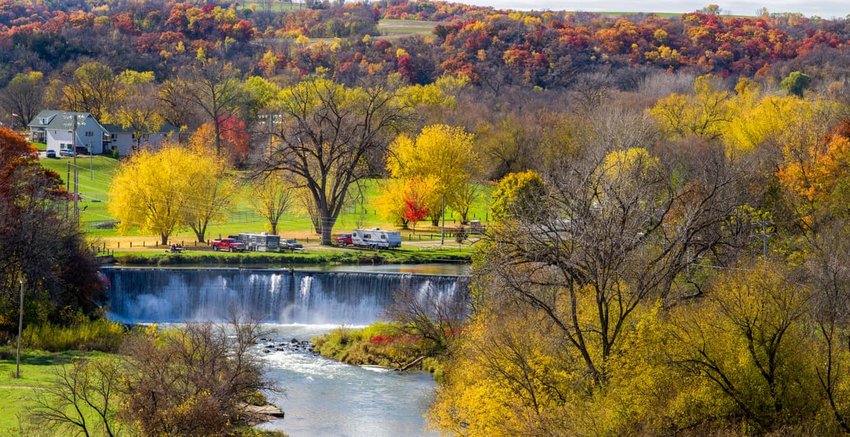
(105, 246), (474, 266)
(311, 322), (451, 382)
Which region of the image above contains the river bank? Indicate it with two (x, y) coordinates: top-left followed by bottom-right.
(105, 245), (473, 266)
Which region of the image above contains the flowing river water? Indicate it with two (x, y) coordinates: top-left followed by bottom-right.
(101, 265), (469, 437)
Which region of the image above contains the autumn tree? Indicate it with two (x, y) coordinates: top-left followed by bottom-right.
(649, 75), (733, 141)
(375, 176), (436, 229)
(264, 79), (414, 245)
(112, 70), (165, 149)
(250, 173), (294, 235)
(108, 146), (236, 244)
(160, 58), (242, 156)
(0, 72), (44, 130)
(59, 62), (119, 120)
(387, 125), (480, 226)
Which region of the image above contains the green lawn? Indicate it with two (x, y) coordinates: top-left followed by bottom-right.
(377, 19), (439, 39)
(0, 348), (111, 434)
(39, 155), (494, 244)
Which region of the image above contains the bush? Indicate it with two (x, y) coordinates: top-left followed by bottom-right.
(23, 318), (126, 352)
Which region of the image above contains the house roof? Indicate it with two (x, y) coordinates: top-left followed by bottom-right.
(28, 110), (107, 132)
(27, 110), (61, 128)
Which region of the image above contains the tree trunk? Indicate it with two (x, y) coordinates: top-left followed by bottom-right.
(321, 216), (334, 245)
(270, 220), (278, 235)
(160, 234), (168, 246)
(191, 221), (207, 243)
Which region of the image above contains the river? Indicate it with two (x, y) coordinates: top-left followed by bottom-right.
(102, 265), (467, 437)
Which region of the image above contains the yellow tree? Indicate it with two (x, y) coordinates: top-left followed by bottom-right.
(250, 174), (294, 235)
(649, 75), (733, 141)
(108, 146), (195, 245)
(387, 125), (479, 226)
(375, 176), (438, 229)
(182, 150), (238, 243)
(109, 145), (236, 244)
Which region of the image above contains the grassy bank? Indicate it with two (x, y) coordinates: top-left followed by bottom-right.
(312, 323), (446, 380)
(111, 245), (473, 266)
(0, 348), (113, 434)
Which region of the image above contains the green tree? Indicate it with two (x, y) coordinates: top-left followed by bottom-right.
(781, 71), (811, 97)
(0, 72), (44, 130)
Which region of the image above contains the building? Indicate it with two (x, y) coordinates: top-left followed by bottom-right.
(101, 123), (179, 156)
(29, 110), (178, 157)
(28, 110), (109, 155)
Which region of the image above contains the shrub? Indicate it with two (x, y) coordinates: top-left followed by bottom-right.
(23, 318), (126, 352)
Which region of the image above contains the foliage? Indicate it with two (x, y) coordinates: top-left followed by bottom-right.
(0, 128), (106, 335)
(23, 318), (126, 353)
(781, 71), (812, 97)
(490, 170), (546, 221)
(108, 145), (237, 244)
(249, 173), (295, 235)
(387, 124), (480, 223)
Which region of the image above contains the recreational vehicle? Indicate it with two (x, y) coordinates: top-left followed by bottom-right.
(351, 229), (402, 249)
(237, 233), (281, 252)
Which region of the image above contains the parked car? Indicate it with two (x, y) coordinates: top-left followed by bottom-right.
(281, 239), (303, 251)
(210, 238), (246, 252)
(75, 146), (90, 155)
(60, 149), (73, 157)
(336, 233), (352, 246)
(46, 150), (56, 158)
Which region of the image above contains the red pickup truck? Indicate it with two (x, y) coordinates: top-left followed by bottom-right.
(210, 238), (246, 252)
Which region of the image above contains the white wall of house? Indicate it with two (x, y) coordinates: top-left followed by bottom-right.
(106, 131), (171, 156)
(45, 118), (106, 155)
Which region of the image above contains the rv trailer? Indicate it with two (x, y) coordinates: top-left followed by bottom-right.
(351, 229), (402, 249)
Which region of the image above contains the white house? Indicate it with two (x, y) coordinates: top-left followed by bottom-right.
(101, 123), (179, 156)
(29, 110), (179, 157)
(28, 110), (109, 155)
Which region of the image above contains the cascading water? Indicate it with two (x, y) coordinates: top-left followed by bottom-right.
(101, 267), (468, 325)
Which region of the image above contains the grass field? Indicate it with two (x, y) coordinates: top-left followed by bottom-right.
(377, 19), (439, 39)
(39, 155), (494, 250)
(0, 348), (111, 434)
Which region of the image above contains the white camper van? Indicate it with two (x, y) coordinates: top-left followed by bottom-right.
(351, 229), (402, 249)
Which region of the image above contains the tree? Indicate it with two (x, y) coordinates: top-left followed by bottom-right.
(387, 125), (480, 226)
(0, 72), (44, 130)
(119, 320), (271, 436)
(265, 79), (412, 245)
(60, 62), (119, 120)
(112, 71), (165, 150)
(182, 151), (238, 243)
(670, 262), (816, 431)
(250, 173), (294, 235)
(161, 58), (242, 156)
(375, 176), (437, 229)
(31, 358), (123, 437)
(490, 170), (546, 221)
(0, 128), (106, 335)
(108, 146), (235, 244)
(649, 75), (733, 141)
(781, 71), (811, 97)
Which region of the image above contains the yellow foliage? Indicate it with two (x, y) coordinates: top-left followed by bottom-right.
(649, 75), (732, 141)
(386, 125), (479, 213)
(108, 145), (236, 243)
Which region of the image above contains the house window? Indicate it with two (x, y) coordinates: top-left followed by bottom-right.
(85, 131), (93, 137)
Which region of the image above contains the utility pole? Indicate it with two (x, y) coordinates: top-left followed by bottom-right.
(72, 115), (79, 221)
(65, 161), (70, 217)
(440, 193), (446, 245)
(755, 220), (773, 259)
(15, 278), (24, 379)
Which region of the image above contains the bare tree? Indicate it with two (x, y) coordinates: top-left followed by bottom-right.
(0, 72), (44, 130)
(478, 129), (740, 383)
(160, 58), (242, 156)
(31, 358), (123, 437)
(264, 80), (410, 245)
(386, 278), (470, 354)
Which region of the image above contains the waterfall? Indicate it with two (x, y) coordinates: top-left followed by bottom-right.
(101, 267), (468, 325)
